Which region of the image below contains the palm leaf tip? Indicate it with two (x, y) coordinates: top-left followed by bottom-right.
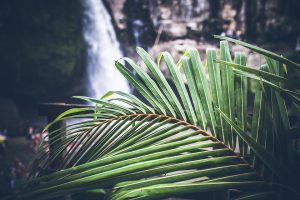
(214, 35), (300, 70)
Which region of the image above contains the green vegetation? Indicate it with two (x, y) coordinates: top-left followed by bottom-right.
(0, 0), (84, 97)
(18, 37), (300, 200)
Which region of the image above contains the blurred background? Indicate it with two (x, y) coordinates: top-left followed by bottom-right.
(0, 0), (299, 196)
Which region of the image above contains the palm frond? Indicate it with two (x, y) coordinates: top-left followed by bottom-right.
(18, 37), (300, 200)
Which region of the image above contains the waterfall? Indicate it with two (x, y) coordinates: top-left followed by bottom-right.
(82, 0), (130, 99)
(132, 19), (144, 47)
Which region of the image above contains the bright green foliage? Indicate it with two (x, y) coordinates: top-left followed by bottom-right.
(17, 37), (300, 200)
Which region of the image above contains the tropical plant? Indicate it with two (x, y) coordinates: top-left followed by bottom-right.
(17, 36), (300, 200)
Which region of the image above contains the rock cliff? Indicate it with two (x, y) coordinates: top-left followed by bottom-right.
(107, 0), (300, 57)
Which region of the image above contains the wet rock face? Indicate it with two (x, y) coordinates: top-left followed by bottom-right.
(148, 0), (211, 38)
(106, 0), (155, 47)
(108, 0), (299, 46)
(106, 0), (299, 78)
(220, 0), (300, 41)
(245, 0), (299, 40)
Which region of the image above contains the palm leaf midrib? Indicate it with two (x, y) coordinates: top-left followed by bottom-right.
(74, 111), (264, 181)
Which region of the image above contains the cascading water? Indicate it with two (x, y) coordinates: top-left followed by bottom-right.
(132, 19), (144, 47)
(82, 0), (130, 98)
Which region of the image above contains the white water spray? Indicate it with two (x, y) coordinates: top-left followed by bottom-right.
(82, 0), (130, 98)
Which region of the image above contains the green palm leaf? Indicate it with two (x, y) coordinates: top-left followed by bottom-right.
(18, 37), (300, 200)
